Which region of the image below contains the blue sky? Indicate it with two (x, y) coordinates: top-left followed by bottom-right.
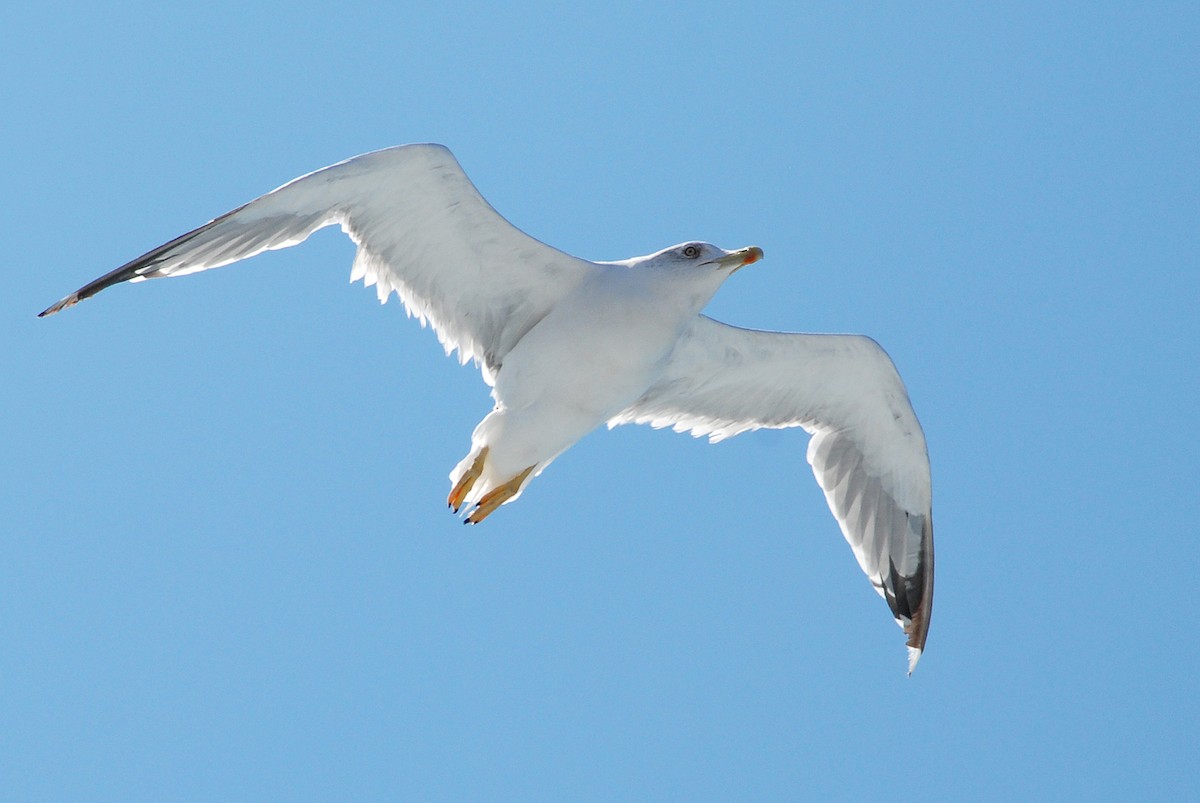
(4, 2), (1198, 799)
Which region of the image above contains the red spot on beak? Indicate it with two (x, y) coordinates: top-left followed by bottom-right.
(742, 246), (764, 266)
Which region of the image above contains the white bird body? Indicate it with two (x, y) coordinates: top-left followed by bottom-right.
(39, 144), (935, 673)
(471, 255), (730, 492)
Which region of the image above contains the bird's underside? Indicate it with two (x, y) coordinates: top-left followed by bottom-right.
(38, 143), (934, 674)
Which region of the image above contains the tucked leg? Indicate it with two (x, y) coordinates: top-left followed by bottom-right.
(465, 465), (535, 525)
(448, 446), (489, 512)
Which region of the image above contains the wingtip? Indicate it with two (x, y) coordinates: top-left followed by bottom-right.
(903, 604), (932, 675)
(38, 294), (79, 318)
(906, 645), (922, 676)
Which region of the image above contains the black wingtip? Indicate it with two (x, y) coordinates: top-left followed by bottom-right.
(902, 514), (935, 674)
(38, 294), (80, 318)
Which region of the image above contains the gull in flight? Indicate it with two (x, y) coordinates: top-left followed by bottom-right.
(40, 144), (934, 673)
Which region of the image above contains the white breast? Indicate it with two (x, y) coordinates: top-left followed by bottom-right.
(493, 267), (700, 420)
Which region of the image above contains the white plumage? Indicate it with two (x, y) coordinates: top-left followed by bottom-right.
(40, 144), (934, 673)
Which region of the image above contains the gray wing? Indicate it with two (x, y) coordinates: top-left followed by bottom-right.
(611, 315), (934, 673)
(39, 144), (594, 380)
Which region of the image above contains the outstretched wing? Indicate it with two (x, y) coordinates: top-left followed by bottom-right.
(611, 315), (934, 673)
(39, 144), (593, 378)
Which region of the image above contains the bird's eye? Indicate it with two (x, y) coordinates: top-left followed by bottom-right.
(682, 245), (700, 259)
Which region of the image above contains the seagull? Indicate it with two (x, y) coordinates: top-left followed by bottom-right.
(39, 144), (934, 673)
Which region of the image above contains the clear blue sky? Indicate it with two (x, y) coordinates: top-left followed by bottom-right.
(5, 2), (1198, 799)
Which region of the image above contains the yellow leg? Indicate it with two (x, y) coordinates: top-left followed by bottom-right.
(465, 465), (535, 525)
(448, 446), (489, 512)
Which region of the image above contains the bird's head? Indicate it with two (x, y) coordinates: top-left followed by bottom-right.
(649, 242), (764, 276)
(603, 242), (765, 314)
